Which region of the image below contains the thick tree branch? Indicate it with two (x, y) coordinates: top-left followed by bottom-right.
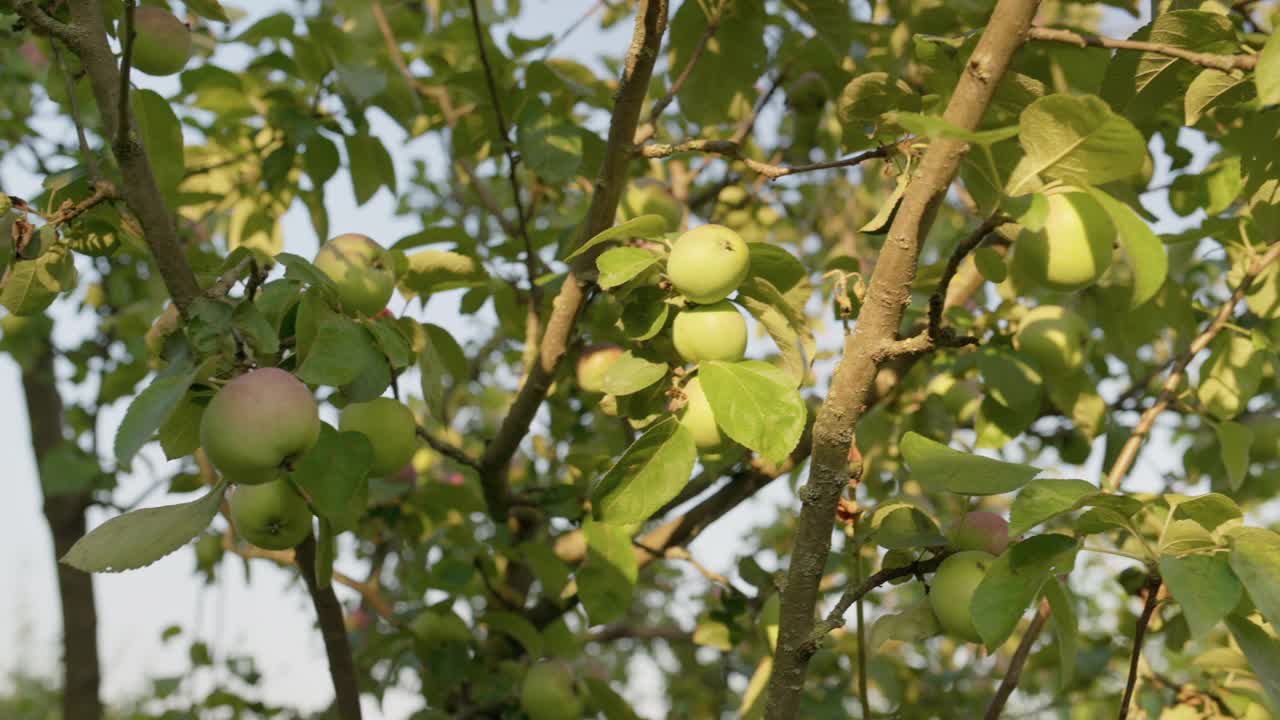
(985, 599), (1052, 719)
(295, 535), (363, 720)
(1028, 26), (1258, 72)
(764, 2), (1043, 717)
(64, 0), (202, 315)
(1104, 240), (1280, 491)
(1119, 575), (1163, 720)
(476, 0), (670, 520)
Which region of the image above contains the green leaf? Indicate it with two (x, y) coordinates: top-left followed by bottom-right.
(589, 417), (696, 525)
(1172, 492), (1242, 533)
(1226, 614), (1280, 709)
(158, 394), (204, 461)
(1009, 478), (1099, 536)
(584, 676), (641, 720)
(364, 317), (412, 369)
(1259, 31), (1280, 106)
(419, 323), (465, 421)
(565, 215), (669, 261)
(290, 424), (372, 524)
(482, 611), (543, 659)
(1043, 578), (1077, 690)
(619, 286), (670, 342)
(887, 112), (1018, 145)
(1, 244), (74, 316)
(667, 0), (767, 126)
(596, 246), (659, 289)
(870, 599), (941, 649)
(114, 364), (199, 468)
(399, 250), (487, 297)
(1011, 94), (1145, 193)
(1217, 421), (1254, 492)
(304, 134), (340, 187)
(577, 519), (638, 625)
(344, 132), (396, 206)
(600, 351), (668, 396)
(334, 63), (387, 104)
(62, 483), (228, 573)
(901, 432), (1041, 496)
(972, 534), (1076, 649)
(1185, 69), (1253, 125)
(295, 314), (373, 387)
(1083, 188), (1168, 308)
(132, 90), (185, 209)
(1229, 528), (1280, 629)
(275, 253), (340, 299)
(735, 277), (815, 387)
(40, 443), (101, 496)
(869, 503), (948, 549)
(1159, 554), (1241, 639)
(184, 0), (230, 23)
(698, 360), (807, 464)
(517, 108), (583, 182)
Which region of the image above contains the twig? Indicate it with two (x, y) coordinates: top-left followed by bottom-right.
(639, 140), (890, 180)
(50, 42), (100, 178)
(985, 600), (1052, 719)
(1119, 575), (1163, 720)
(586, 623), (691, 644)
(295, 535), (364, 720)
(1104, 240), (1280, 491)
(416, 425), (481, 471)
(1027, 26), (1258, 72)
(46, 181), (117, 226)
(115, 1), (136, 150)
(205, 255), (255, 298)
(660, 545), (732, 586)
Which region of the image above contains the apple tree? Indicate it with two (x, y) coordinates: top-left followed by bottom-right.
(3, 0), (1280, 718)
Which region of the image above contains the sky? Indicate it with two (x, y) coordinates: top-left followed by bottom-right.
(0, 2), (1198, 719)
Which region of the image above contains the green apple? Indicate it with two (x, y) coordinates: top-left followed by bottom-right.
(339, 397), (418, 477)
(1013, 305), (1089, 373)
(667, 224), (751, 304)
(229, 479), (313, 550)
(576, 344), (624, 394)
(618, 178), (684, 231)
(194, 533), (223, 570)
(410, 609), (472, 650)
(200, 368), (321, 485)
(679, 377), (722, 450)
(928, 550), (994, 643)
(314, 233), (395, 317)
(786, 71), (829, 112)
(520, 660), (582, 720)
(1011, 191), (1114, 292)
(128, 7), (192, 77)
(949, 512), (1009, 556)
(672, 300), (747, 363)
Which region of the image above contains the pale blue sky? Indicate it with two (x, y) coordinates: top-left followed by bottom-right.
(0, 2), (1194, 718)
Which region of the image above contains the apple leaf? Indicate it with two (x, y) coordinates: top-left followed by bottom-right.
(1229, 528), (1280, 630)
(290, 423), (373, 523)
(566, 215), (669, 261)
(296, 314), (373, 387)
(736, 277), (815, 387)
(1083, 187), (1168, 308)
(870, 503), (948, 550)
(972, 534), (1076, 649)
(620, 286), (670, 342)
(158, 393), (205, 461)
(596, 246), (660, 289)
(1009, 478), (1099, 536)
(114, 358), (201, 468)
(1010, 94), (1145, 192)
(481, 611), (543, 659)
(901, 432), (1041, 496)
(1226, 614), (1280, 709)
(589, 417), (696, 525)
(62, 482), (228, 573)
(577, 519), (638, 625)
(1259, 31), (1280, 106)
(887, 111), (1018, 145)
(132, 90), (185, 209)
(1043, 578), (1078, 690)
(870, 598), (941, 649)
(1159, 554), (1241, 639)
(1216, 421), (1254, 492)
(699, 360), (807, 463)
(601, 352), (668, 397)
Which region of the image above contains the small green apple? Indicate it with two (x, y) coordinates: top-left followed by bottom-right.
(678, 377), (722, 450)
(200, 368), (321, 485)
(672, 300), (747, 363)
(229, 479), (313, 550)
(1011, 191), (1114, 292)
(1013, 305), (1089, 373)
(410, 609), (472, 650)
(520, 660), (582, 720)
(339, 397), (418, 477)
(617, 178), (684, 231)
(949, 511), (1009, 556)
(128, 7), (192, 77)
(314, 233), (395, 317)
(194, 533), (223, 570)
(667, 224), (750, 304)
(576, 344), (624, 394)
(928, 550), (994, 643)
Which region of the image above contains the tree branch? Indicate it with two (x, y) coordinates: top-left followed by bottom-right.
(295, 534), (363, 720)
(984, 599), (1052, 720)
(1028, 26), (1258, 72)
(1104, 240), (1280, 491)
(1119, 575), (1163, 720)
(764, 1), (1043, 716)
(639, 140), (890, 180)
(476, 0), (670, 520)
(416, 424), (480, 471)
(64, 0), (203, 316)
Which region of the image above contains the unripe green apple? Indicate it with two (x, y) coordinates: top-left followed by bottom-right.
(200, 368), (321, 484)
(314, 233), (395, 317)
(679, 377), (722, 450)
(928, 550), (994, 643)
(618, 178), (684, 232)
(128, 7), (192, 77)
(229, 479), (313, 550)
(410, 609), (472, 649)
(520, 660), (582, 720)
(667, 224), (750, 304)
(339, 397), (418, 477)
(1013, 304), (1089, 373)
(786, 71), (829, 112)
(194, 533), (223, 570)
(949, 511), (1009, 556)
(576, 344), (624, 394)
(672, 301), (747, 363)
(1011, 191), (1114, 292)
